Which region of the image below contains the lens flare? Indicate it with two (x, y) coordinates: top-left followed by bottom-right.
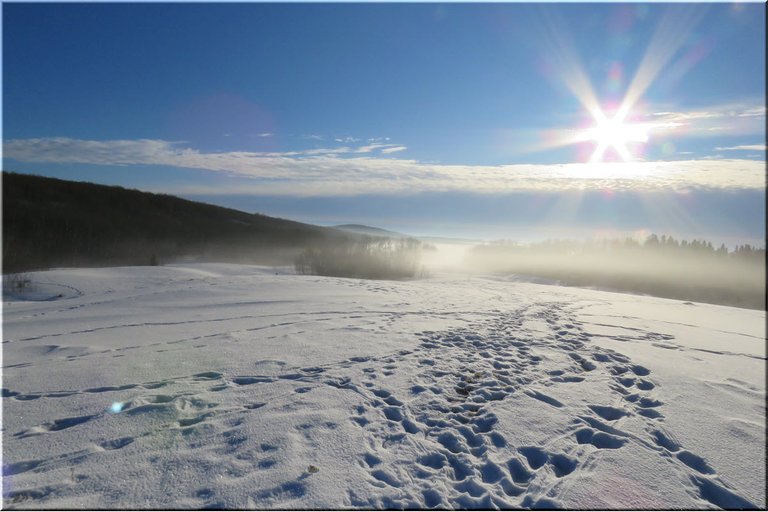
(520, 5), (709, 164)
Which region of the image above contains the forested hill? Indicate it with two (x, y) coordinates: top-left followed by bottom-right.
(2, 172), (350, 273)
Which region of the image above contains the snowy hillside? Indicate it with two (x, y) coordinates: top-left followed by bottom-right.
(1, 264), (765, 509)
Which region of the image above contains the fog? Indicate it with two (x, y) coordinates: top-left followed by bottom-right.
(421, 243), (474, 272)
(243, 235), (765, 311)
(456, 239), (765, 310)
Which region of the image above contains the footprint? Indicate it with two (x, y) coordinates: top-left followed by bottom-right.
(14, 394), (42, 401)
(588, 405), (628, 421)
(3, 459), (43, 476)
(636, 379), (655, 391)
(401, 419), (420, 434)
(637, 409), (662, 419)
(382, 407), (403, 422)
(178, 412), (214, 427)
(505, 457), (534, 484)
(99, 437), (135, 450)
(143, 381), (171, 389)
(472, 414), (498, 433)
(479, 461), (505, 484)
(677, 450), (714, 474)
(557, 376), (585, 383)
(437, 432), (466, 454)
(257, 459), (276, 469)
(456, 426), (484, 448)
(521, 495), (561, 509)
(371, 469), (401, 487)
(618, 377), (635, 387)
(147, 394), (175, 404)
(446, 455), (474, 481)
(651, 429), (680, 452)
(49, 414), (97, 432)
(363, 453), (381, 467)
(455, 478), (487, 497)
(232, 376), (272, 386)
(255, 481), (307, 501)
(277, 373), (303, 381)
(525, 390), (563, 408)
(487, 432), (507, 448)
(638, 397), (663, 408)
(549, 453), (577, 477)
(576, 428), (626, 449)
(690, 476), (757, 509)
(518, 446), (548, 470)
(192, 372), (223, 381)
(422, 489), (442, 508)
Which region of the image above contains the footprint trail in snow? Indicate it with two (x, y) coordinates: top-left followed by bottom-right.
(2, 268), (763, 509)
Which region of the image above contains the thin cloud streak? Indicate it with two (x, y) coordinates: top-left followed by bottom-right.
(648, 104), (766, 137)
(715, 144), (766, 151)
(4, 137), (764, 197)
(380, 146), (407, 154)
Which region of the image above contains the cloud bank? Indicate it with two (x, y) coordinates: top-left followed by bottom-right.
(4, 137), (765, 197)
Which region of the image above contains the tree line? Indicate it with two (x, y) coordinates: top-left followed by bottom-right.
(2, 172), (348, 273)
(466, 234), (765, 310)
(294, 237), (427, 280)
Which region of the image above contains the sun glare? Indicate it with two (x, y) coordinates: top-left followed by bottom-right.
(529, 6), (711, 165)
(583, 114), (650, 162)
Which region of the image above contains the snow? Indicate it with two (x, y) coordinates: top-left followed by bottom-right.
(2, 264), (765, 509)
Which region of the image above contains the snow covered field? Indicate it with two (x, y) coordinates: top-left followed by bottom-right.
(2, 264), (765, 509)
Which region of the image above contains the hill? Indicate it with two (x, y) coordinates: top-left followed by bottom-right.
(334, 224), (408, 238)
(2, 172), (351, 273)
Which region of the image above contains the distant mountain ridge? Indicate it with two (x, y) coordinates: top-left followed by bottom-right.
(333, 224), (408, 238)
(2, 172), (353, 273)
(334, 224), (481, 246)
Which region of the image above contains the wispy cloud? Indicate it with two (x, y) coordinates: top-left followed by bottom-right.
(354, 143), (395, 153)
(380, 146), (407, 154)
(334, 136), (361, 143)
(737, 106), (767, 118)
(715, 144), (766, 151)
(4, 137), (764, 197)
(648, 104), (765, 136)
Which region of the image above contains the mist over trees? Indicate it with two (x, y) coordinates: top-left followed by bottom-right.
(2, 172), (429, 281)
(295, 237), (426, 280)
(3, 172), (763, 303)
(466, 235), (765, 310)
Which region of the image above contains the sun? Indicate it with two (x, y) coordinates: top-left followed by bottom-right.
(582, 112), (650, 162)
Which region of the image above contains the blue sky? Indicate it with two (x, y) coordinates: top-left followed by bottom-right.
(2, 3), (765, 244)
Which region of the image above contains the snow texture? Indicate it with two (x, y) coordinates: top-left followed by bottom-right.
(1, 264), (765, 509)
